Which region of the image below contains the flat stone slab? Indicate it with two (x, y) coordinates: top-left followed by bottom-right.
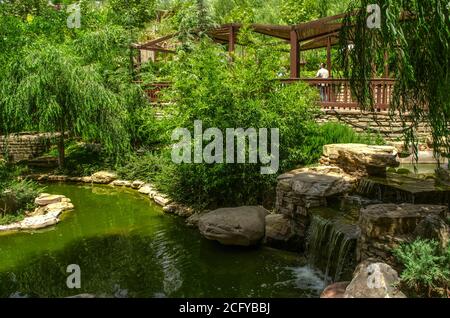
(35, 194), (65, 206)
(198, 206), (269, 246)
(360, 203), (448, 238)
(322, 144), (399, 177)
(278, 166), (356, 198)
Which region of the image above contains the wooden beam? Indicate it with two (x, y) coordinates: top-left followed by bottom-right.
(327, 36), (332, 77)
(290, 29), (300, 78)
(228, 25), (236, 53)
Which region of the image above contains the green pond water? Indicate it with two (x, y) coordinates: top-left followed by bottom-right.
(0, 183), (325, 298)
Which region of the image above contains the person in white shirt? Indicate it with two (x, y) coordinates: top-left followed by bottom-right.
(316, 63), (329, 101)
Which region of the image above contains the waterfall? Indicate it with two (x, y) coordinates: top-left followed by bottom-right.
(306, 214), (358, 283)
(356, 178), (381, 200)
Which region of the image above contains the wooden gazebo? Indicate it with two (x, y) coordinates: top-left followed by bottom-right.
(134, 13), (394, 111)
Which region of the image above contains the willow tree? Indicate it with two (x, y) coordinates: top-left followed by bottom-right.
(0, 42), (129, 167)
(339, 0), (450, 163)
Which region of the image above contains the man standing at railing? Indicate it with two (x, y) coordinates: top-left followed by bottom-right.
(316, 63), (329, 102)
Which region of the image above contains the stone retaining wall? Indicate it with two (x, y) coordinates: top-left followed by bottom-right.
(318, 111), (432, 142)
(0, 133), (55, 162)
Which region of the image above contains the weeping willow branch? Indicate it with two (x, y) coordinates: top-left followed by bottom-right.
(0, 42), (130, 166)
(339, 0), (450, 165)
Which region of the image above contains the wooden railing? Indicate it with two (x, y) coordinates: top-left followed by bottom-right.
(135, 81), (172, 103)
(281, 78), (395, 111)
(139, 78), (395, 111)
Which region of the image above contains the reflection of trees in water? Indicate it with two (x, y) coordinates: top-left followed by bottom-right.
(0, 235), (166, 298)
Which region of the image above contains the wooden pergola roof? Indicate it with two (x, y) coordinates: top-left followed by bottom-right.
(134, 12), (351, 78)
(208, 12), (346, 50)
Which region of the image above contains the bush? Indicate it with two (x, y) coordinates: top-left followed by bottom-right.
(300, 122), (385, 165)
(151, 38), (321, 209)
(116, 152), (169, 182)
(394, 239), (450, 297)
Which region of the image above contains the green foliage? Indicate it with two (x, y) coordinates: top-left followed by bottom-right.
(154, 38), (321, 209)
(299, 122), (385, 165)
(49, 141), (114, 176)
(117, 152), (169, 182)
(340, 0), (450, 161)
(107, 0), (157, 28)
(0, 160), (42, 223)
(0, 42), (130, 164)
(394, 239), (450, 297)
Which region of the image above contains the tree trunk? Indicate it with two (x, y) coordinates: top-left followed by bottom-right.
(58, 132), (65, 168)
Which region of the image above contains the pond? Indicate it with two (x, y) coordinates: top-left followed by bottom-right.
(0, 183), (325, 298)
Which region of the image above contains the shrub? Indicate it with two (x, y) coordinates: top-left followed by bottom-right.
(116, 152), (169, 182)
(394, 239), (450, 297)
(152, 38), (321, 209)
(300, 122), (385, 165)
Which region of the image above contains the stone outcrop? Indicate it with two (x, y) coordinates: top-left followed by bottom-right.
(358, 203), (449, 262)
(344, 260), (406, 298)
(264, 214), (300, 251)
(276, 166), (356, 247)
(320, 144), (399, 177)
(91, 171), (117, 184)
(0, 193), (74, 232)
(414, 215), (449, 248)
(198, 206), (269, 246)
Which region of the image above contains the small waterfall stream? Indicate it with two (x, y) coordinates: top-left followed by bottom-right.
(306, 211), (359, 283)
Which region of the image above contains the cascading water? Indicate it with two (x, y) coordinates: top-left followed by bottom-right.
(306, 213), (359, 283)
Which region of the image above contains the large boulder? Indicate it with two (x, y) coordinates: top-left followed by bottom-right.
(358, 203), (448, 263)
(198, 206), (269, 246)
(321, 144), (399, 177)
(91, 171), (117, 184)
(344, 261), (406, 298)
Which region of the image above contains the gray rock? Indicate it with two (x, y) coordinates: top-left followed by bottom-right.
(138, 183), (154, 195)
(131, 180), (145, 189)
(91, 171), (117, 184)
(322, 144), (399, 177)
(264, 214), (299, 250)
(414, 215), (449, 248)
(35, 194), (65, 206)
(344, 261), (406, 298)
(198, 206), (269, 246)
(111, 180), (132, 187)
(358, 203), (448, 263)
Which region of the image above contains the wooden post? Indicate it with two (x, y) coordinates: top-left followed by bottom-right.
(290, 30), (300, 78)
(383, 50), (389, 78)
(327, 36), (332, 77)
(228, 25), (236, 54)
